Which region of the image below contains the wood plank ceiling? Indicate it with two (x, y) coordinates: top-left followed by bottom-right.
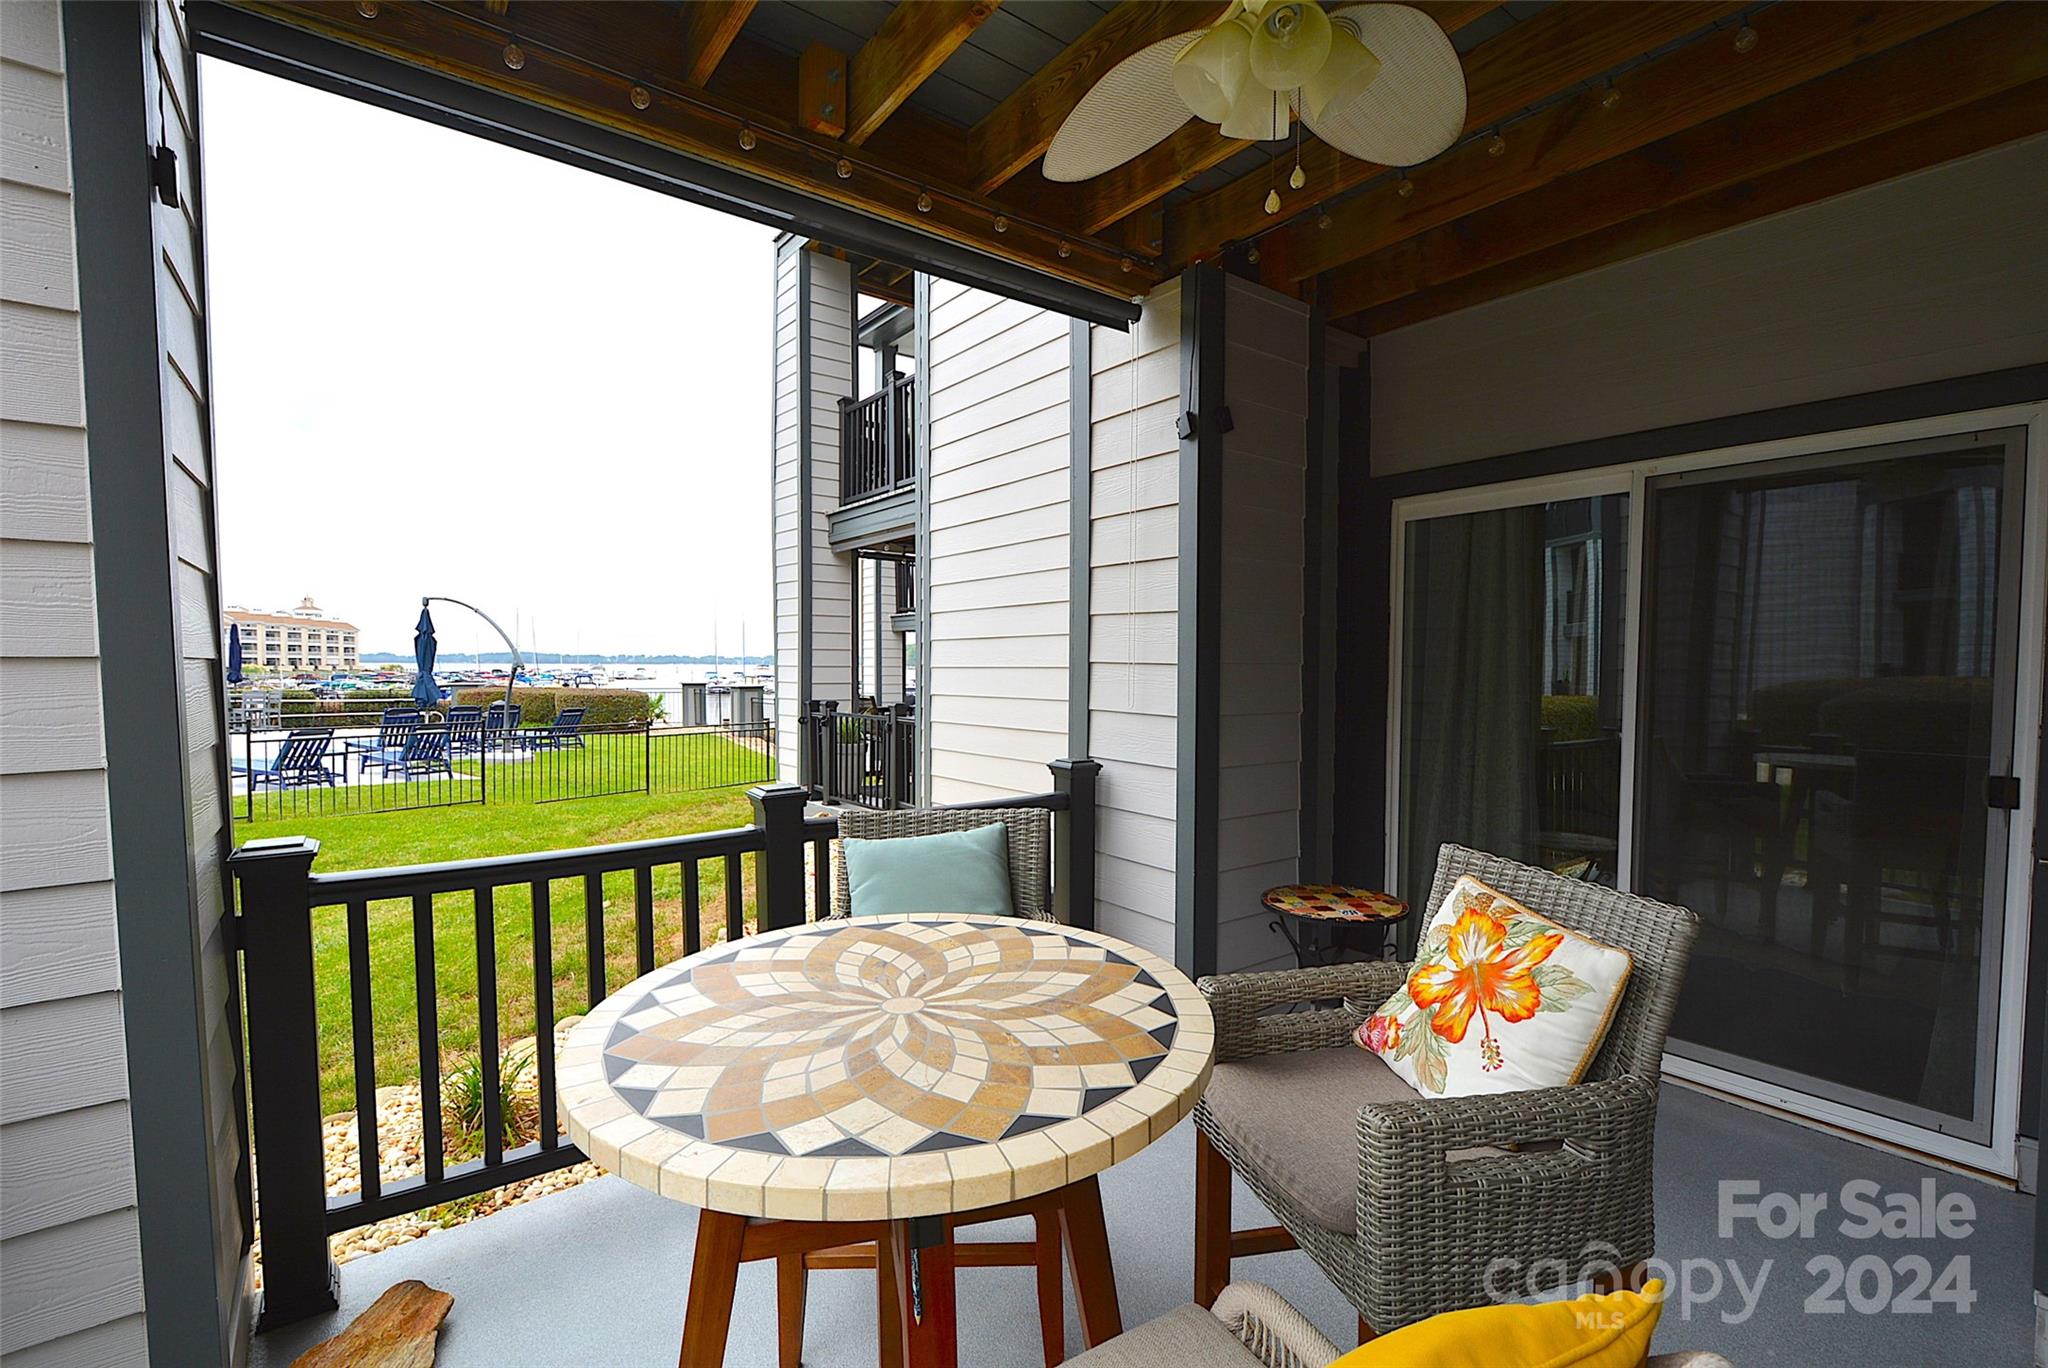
(230, 1), (2048, 330)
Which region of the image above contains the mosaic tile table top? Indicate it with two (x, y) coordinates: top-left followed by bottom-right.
(559, 914), (1214, 1223)
(1261, 883), (1409, 923)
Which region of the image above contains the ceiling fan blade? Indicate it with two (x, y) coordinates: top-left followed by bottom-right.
(1044, 32), (1205, 183)
(1303, 4), (1465, 167)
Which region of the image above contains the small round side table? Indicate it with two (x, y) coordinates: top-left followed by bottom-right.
(1262, 884), (1409, 968)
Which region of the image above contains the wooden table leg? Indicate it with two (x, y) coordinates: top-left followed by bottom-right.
(1057, 1176), (1123, 1348)
(876, 1237), (905, 1368)
(679, 1211), (746, 1368)
(1033, 1211), (1064, 1367)
(886, 1216), (958, 1368)
(778, 1252), (808, 1368)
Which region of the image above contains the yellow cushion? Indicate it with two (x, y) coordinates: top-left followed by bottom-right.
(1331, 1281), (1664, 1368)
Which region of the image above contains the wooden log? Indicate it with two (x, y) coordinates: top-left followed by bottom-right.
(291, 1281), (453, 1368)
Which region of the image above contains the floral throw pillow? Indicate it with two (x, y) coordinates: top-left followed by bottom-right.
(1357, 875), (1633, 1098)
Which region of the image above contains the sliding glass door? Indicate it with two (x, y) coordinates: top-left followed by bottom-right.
(1390, 423), (2032, 1159)
(1639, 432), (2024, 1145)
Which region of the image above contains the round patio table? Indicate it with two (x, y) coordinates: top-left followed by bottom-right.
(558, 913), (1215, 1368)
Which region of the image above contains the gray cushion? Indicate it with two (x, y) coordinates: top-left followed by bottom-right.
(1063, 1304), (1264, 1368)
(1204, 1045), (1509, 1234)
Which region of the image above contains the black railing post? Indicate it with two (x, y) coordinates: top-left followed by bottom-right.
(839, 393), (856, 496)
(750, 783), (812, 930)
(229, 836), (339, 1327)
(1049, 758), (1101, 931)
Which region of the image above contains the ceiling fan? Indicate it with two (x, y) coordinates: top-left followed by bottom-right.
(1043, 2), (1467, 205)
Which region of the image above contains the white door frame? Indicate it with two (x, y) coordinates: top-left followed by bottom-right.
(1384, 400), (2046, 1176)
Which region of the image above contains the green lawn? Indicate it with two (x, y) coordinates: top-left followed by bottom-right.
(236, 738), (776, 1116)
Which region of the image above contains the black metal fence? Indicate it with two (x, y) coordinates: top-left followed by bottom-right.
(800, 703), (915, 809)
(235, 711), (776, 821)
(230, 761), (1099, 1327)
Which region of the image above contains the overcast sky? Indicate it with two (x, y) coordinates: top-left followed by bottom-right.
(201, 60), (779, 659)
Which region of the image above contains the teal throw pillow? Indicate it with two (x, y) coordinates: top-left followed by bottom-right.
(843, 823), (1015, 918)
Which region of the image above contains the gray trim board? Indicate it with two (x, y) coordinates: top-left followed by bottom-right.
(185, 3), (1139, 330)
(791, 237), (815, 783)
(913, 271), (935, 799)
(1373, 363), (2048, 501)
(64, 2), (243, 1360)
(1068, 316), (1092, 756)
(1175, 266), (1225, 979)
(825, 481), (916, 556)
(1298, 307), (1335, 883)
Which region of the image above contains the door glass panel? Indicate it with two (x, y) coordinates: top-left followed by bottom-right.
(1398, 495), (1630, 932)
(1641, 442), (2013, 1132)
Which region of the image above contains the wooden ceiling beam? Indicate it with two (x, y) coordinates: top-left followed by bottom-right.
(679, 0), (756, 87)
(1259, 0), (1990, 286)
(233, 2), (1155, 298)
(966, 0), (1233, 194)
(1321, 4), (2048, 320)
(1012, 0), (1505, 240)
(1346, 78), (2048, 336)
(1160, 0), (1741, 269)
(846, 0), (1001, 147)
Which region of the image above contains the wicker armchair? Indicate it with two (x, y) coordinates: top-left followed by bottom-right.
(1193, 844), (1700, 1336)
(1065, 1282), (1733, 1367)
(829, 804), (1055, 920)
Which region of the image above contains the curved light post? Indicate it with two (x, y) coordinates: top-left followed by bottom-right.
(422, 595), (525, 717)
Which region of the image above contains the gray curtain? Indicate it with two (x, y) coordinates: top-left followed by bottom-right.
(1398, 506), (1545, 947)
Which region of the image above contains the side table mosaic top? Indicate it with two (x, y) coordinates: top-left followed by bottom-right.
(1261, 883), (1409, 923)
(559, 914), (1214, 1223)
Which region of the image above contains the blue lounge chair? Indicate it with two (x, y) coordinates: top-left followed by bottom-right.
(235, 729), (339, 789)
(378, 727), (454, 779)
(484, 702), (523, 750)
(521, 706), (587, 751)
(445, 705), (485, 755)
(349, 708), (423, 775)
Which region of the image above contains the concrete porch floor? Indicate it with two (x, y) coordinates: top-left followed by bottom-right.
(250, 1087), (2036, 1367)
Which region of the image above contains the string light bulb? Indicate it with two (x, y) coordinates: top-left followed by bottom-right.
(1486, 131), (1507, 157)
(1396, 173), (1415, 198)
(354, 0), (378, 16)
(993, 214), (1010, 234)
(1734, 23), (1759, 53)
(1057, 241), (1072, 259)
(502, 42), (525, 70)
(1288, 164), (1306, 191)
(1120, 256), (1135, 274)
(630, 85), (651, 110)
(1246, 243), (1261, 264)
(835, 157), (853, 180)
(916, 191), (932, 213)
(1600, 80), (1621, 110)
(1318, 209), (1333, 230)
(1264, 188), (1281, 215)
(739, 126), (757, 151)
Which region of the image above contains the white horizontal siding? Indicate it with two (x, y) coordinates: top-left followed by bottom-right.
(1088, 281), (1181, 959)
(1371, 133), (2048, 473)
(0, 15), (146, 1362)
(1214, 278), (1310, 972)
(924, 280), (1069, 804)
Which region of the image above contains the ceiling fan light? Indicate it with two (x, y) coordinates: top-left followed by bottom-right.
(1302, 25), (1380, 120)
(1220, 85), (1288, 141)
(1172, 19), (1251, 124)
(1248, 2), (1332, 92)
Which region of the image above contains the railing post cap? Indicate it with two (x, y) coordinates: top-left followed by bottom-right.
(1049, 757), (1101, 776)
(748, 782), (811, 805)
(231, 835), (322, 865)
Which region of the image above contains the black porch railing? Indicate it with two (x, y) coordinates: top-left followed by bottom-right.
(839, 371), (916, 504)
(801, 702), (915, 809)
(229, 760), (1098, 1328)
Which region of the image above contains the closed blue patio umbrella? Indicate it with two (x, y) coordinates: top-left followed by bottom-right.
(412, 608), (440, 707)
(226, 622), (244, 685)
